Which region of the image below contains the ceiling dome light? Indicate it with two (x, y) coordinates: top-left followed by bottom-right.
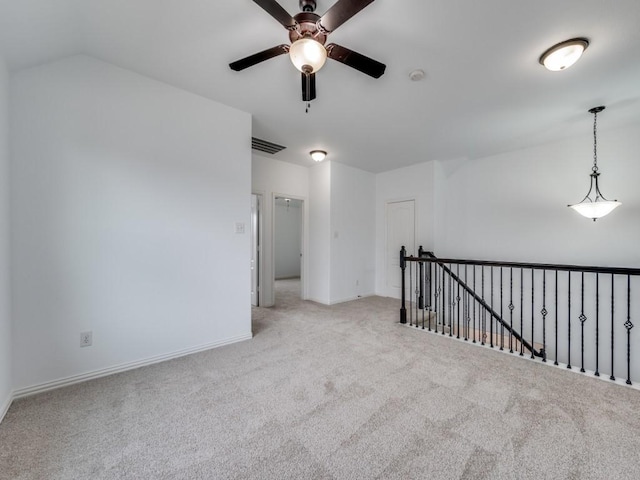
(310, 150), (327, 162)
(539, 38), (589, 71)
(290, 38), (327, 74)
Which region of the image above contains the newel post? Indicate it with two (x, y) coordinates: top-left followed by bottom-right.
(400, 246), (407, 324)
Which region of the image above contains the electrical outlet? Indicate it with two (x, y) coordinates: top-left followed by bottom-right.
(80, 331), (92, 347)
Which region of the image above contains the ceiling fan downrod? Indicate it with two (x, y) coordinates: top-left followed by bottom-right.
(300, 0), (317, 13)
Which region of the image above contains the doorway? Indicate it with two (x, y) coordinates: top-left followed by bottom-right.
(386, 199), (416, 299)
(274, 196), (304, 304)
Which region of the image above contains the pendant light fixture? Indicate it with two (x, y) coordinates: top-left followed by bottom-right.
(568, 106), (621, 221)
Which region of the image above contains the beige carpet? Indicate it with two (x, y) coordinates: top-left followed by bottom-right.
(1, 279), (640, 479)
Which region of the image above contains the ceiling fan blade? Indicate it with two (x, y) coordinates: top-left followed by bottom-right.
(301, 72), (317, 101)
(326, 43), (386, 78)
(229, 44), (289, 71)
(252, 0), (297, 29)
(319, 0), (375, 33)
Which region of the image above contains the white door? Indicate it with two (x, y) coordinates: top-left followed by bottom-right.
(250, 194), (260, 306)
(386, 200), (415, 298)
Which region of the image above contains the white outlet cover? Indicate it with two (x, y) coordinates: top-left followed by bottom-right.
(80, 331), (93, 347)
(235, 222), (245, 234)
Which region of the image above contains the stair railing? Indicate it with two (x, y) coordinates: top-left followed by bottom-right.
(400, 247), (640, 385)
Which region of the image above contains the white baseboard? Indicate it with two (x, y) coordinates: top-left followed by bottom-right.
(308, 293), (375, 306)
(12, 332), (253, 400)
(0, 390), (13, 424)
(329, 293), (375, 305)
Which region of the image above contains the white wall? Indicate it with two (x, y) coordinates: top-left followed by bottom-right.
(375, 161), (436, 297)
(10, 56), (252, 392)
(274, 200), (302, 279)
(434, 123), (640, 267)
(0, 48), (12, 419)
(254, 158), (375, 305)
(308, 161), (331, 304)
(330, 162), (375, 303)
(252, 155), (309, 305)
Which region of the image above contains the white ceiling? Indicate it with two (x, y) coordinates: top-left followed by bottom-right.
(1, 0), (640, 173)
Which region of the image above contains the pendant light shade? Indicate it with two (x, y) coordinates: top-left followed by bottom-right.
(570, 200), (620, 220)
(568, 106), (621, 221)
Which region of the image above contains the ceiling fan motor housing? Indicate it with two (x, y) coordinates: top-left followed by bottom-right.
(289, 12), (327, 45)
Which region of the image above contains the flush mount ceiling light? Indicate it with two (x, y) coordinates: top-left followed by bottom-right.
(539, 38), (589, 71)
(310, 150), (327, 162)
(568, 106), (621, 221)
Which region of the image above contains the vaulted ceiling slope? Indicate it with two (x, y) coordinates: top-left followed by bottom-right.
(1, 0), (640, 173)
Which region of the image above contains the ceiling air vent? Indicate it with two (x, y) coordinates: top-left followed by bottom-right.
(252, 137), (286, 155)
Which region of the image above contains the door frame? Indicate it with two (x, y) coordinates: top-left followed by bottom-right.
(250, 192), (264, 307)
(385, 197), (417, 298)
(272, 192), (308, 303)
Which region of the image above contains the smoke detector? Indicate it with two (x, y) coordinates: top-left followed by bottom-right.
(409, 69), (425, 81)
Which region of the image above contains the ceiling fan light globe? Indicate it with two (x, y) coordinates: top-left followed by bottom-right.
(569, 200), (621, 220)
(290, 38), (327, 73)
(540, 38), (588, 71)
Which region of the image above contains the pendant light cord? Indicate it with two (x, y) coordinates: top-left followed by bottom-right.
(592, 110), (598, 173)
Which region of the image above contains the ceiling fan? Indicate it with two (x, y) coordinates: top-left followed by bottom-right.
(229, 0), (386, 103)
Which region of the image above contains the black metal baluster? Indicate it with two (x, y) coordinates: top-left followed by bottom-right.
(625, 275), (633, 385)
(463, 291), (468, 340)
(400, 246), (407, 324)
(414, 259), (420, 328)
(442, 264), (447, 335)
(464, 265), (469, 341)
(457, 264), (461, 339)
(500, 267), (504, 351)
(541, 270), (547, 362)
(421, 259), (426, 330)
(434, 263), (440, 333)
(580, 272), (587, 372)
(567, 272), (572, 369)
(418, 246), (424, 310)
(490, 267), (494, 348)
(481, 266), (486, 345)
(610, 274), (615, 381)
(595, 274), (600, 376)
(520, 268), (524, 356)
(509, 268), (514, 353)
(428, 261), (433, 331)
(554, 271), (559, 366)
(449, 263), (453, 337)
(531, 269), (535, 359)
(473, 266), (477, 343)
(409, 258), (413, 327)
